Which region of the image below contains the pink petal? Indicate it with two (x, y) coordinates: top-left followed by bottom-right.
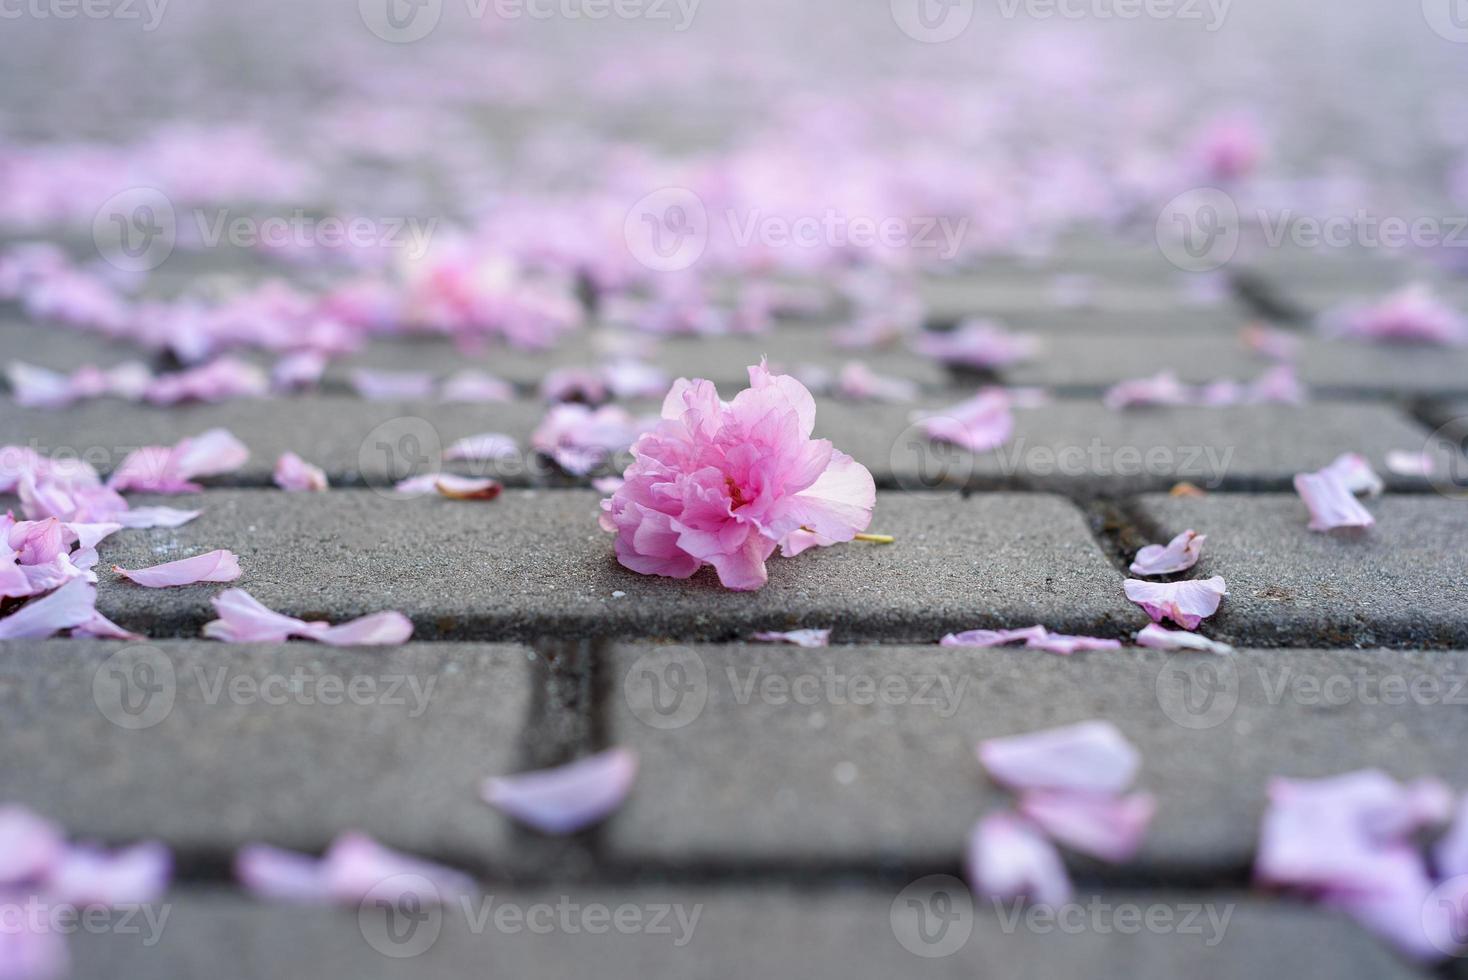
(440, 370), (514, 403)
(62, 522), (122, 550)
(965, 812), (1072, 908)
(310, 612), (414, 647)
(434, 476), (502, 501)
(482, 748), (638, 835)
(751, 629), (832, 647)
(349, 369), (435, 401)
(0, 907), (67, 980)
(914, 319), (1039, 370)
(978, 721), (1140, 795)
(836, 362), (917, 403)
(273, 453), (328, 492)
(444, 434), (518, 462)
(1320, 453), (1384, 498)
(1294, 471), (1375, 532)
(115, 550), (241, 588)
(0, 806), (66, 885)
(73, 611), (142, 641)
(1017, 790), (1156, 862)
(1129, 529), (1206, 576)
(236, 834), (472, 905)
(1124, 577), (1228, 630)
(114, 507), (201, 529)
(592, 476), (624, 495)
(234, 844), (336, 903)
(170, 429), (250, 481)
(392, 474), (442, 497)
(44, 841), (171, 907)
(1135, 623), (1235, 655)
(941, 626), (1050, 648)
(1385, 451), (1435, 478)
(0, 580), (97, 639)
(1321, 284), (1468, 346)
(202, 588), (313, 643)
(919, 389), (1015, 453)
(1103, 371), (1192, 410)
(1026, 633), (1123, 656)
(1434, 793), (1468, 881)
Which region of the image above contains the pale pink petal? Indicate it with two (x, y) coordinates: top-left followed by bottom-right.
(978, 721), (1140, 795)
(0, 580), (97, 639)
(236, 834), (471, 905)
(603, 360), (669, 400)
(1245, 364), (1306, 405)
(1320, 452), (1384, 498)
(1124, 577), (1228, 630)
(751, 629), (832, 647)
(62, 522), (122, 550)
(433, 476), (502, 501)
(6, 362), (75, 409)
(915, 319), (1039, 370)
(1385, 451), (1435, 478)
(0, 806), (66, 884)
(444, 434), (518, 462)
(1294, 471), (1375, 532)
(271, 351), (327, 392)
(115, 550), (241, 588)
(1129, 529), (1206, 576)
(349, 369), (435, 401)
(170, 429), (250, 481)
(482, 748), (638, 835)
(113, 507), (201, 529)
(234, 844), (336, 903)
(1017, 790), (1156, 862)
(919, 390), (1014, 453)
(1135, 623), (1235, 655)
(965, 812), (1072, 908)
(44, 841), (171, 907)
(540, 368), (608, 404)
(310, 611), (414, 647)
(1103, 371), (1192, 410)
(0, 907), (67, 980)
(273, 453), (328, 492)
(440, 370), (514, 403)
(73, 611), (142, 641)
(202, 588), (312, 643)
(1026, 633), (1123, 656)
(836, 362), (917, 403)
(941, 626), (1049, 648)
(1320, 284), (1468, 346)
(392, 474), (441, 497)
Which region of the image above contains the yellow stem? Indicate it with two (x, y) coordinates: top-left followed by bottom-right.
(853, 533), (895, 545)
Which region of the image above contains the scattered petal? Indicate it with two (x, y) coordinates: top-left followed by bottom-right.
(0, 806), (66, 885)
(434, 476), (503, 501)
(0, 580), (97, 640)
(978, 721), (1140, 795)
(751, 629), (832, 647)
(918, 389), (1015, 453)
(482, 748), (638, 835)
(1294, 471), (1375, 532)
(203, 588), (413, 647)
(44, 841), (171, 908)
(1385, 450), (1435, 478)
(1129, 529), (1206, 576)
(965, 812), (1072, 908)
(1018, 790), (1157, 862)
(1135, 623), (1235, 655)
(115, 550), (241, 588)
(236, 832), (473, 905)
(1124, 577), (1228, 630)
(274, 452), (329, 492)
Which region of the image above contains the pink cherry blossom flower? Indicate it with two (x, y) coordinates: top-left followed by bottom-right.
(108, 429), (249, 495)
(1320, 285), (1467, 346)
(482, 748), (638, 835)
(274, 453), (329, 492)
(236, 832), (473, 905)
(1124, 577), (1228, 630)
(114, 550), (242, 588)
(913, 319), (1039, 371)
(203, 588), (412, 646)
(1129, 529), (1205, 576)
(599, 363), (876, 591)
(965, 812), (1072, 908)
(918, 389), (1015, 453)
(751, 628), (832, 647)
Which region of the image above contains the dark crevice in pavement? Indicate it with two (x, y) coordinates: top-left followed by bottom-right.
(1082, 499), (1148, 578)
(1229, 268), (1311, 324)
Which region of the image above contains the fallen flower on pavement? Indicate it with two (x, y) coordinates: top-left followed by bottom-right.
(274, 452), (328, 492)
(599, 363), (875, 591)
(236, 832), (474, 905)
(1124, 577), (1228, 630)
(202, 588), (413, 646)
(751, 628), (832, 647)
(115, 549), (241, 588)
(482, 748), (638, 835)
(1129, 529), (1206, 576)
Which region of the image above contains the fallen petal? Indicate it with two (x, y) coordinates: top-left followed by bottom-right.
(273, 452), (329, 492)
(310, 612), (415, 647)
(751, 629), (832, 647)
(482, 748), (638, 835)
(1294, 471), (1375, 532)
(1135, 623), (1235, 655)
(965, 811), (1072, 908)
(1129, 529), (1206, 576)
(1124, 577), (1228, 631)
(434, 476), (503, 501)
(0, 580), (98, 639)
(1018, 790), (1156, 863)
(44, 841), (171, 907)
(978, 721), (1140, 795)
(0, 805), (66, 885)
(115, 550), (241, 588)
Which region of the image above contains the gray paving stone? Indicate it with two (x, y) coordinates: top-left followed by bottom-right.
(81, 491), (1134, 642)
(62, 885), (1423, 980)
(0, 395), (1438, 497)
(825, 399), (1437, 495)
(919, 278), (1249, 323)
(967, 308), (1251, 334)
(0, 318), (157, 374)
(1001, 333), (1468, 397)
(0, 640), (535, 870)
(1127, 494), (1468, 648)
(606, 643), (1468, 878)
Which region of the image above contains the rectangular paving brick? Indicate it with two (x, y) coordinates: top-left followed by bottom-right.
(1001, 332), (1468, 397)
(81, 491), (1135, 642)
(1126, 494), (1468, 648)
(0, 640), (535, 872)
(63, 886), (1422, 980)
(919, 278), (1247, 323)
(0, 396), (1438, 497)
(0, 317), (157, 373)
(606, 643), (1468, 879)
